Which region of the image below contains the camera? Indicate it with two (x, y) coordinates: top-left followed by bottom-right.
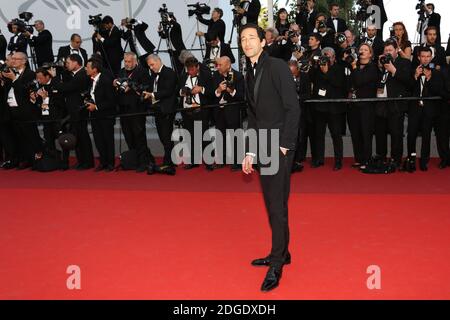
(25, 79), (41, 94)
(88, 14), (103, 31)
(115, 78), (131, 93)
(288, 30), (299, 39)
(318, 55), (330, 67)
(380, 53), (394, 65)
(421, 63), (435, 71)
(0, 60), (12, 74)
(81, 91), (95, 109)
(317, 21), (327, 30)
(159, 4), (174, 31)
(344, 47), (359, 65)
(336, 33), (347, 46)
(297, 59), (311, 73)
(8, 18), (34, 34)
(42, 60), (66, 70)
(121, 17), (137, 29)
(230, 0), (241, 6)
(225, 71), (235, 89)
(188, 3), (211, 17)
(292, 43), (306, 54)
(181, 86), (193, 105)
(356, 0), (373, 21)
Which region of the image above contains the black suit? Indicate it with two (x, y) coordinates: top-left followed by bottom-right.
(179, 67), (214, 164)
(146, 65), (178, 166)
(29, 30), (54, 66)
(245, 51), (300, 268)
(428, 12), (441, 45)
(212, 68), (245, 165)
(375, 57), (413, 163)
(408, 70), (447, 164)
(53, 67), (94, 167)
(198, 17), (226, 44)
(412, 44), (447, 71)
(204, 42), (235, 64)
(0, 34), (7, 61)
(8, 34), (28, 54)
(326, 17), (347, 33)
(159, 21), (186, 74)
(312, 63), (347, 163)
(122, 21), (156, 63)
(89, 72), (117, 168)
(117, 65), (153, 168)
(239, 0), (261, 25)
(57, 45), (88, 66)
(293, 71), (312, 165)
(4, 68), (42, 164)
(264, 42), (282, 59)
(93, 26), (124, 77)
(296, 8), (318, 37)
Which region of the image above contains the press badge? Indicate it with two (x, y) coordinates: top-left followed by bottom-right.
(318, 89), (327, 97)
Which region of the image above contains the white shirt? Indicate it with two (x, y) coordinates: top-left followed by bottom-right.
(215, 70), (237, 105)
(70, 45), (85, 65)
(182, 75), (203, 108)
(90, 73), (101, 104)
(332, 17), (338, 32)
(209, 42), (221, 61)
(7, 68), (24, 108)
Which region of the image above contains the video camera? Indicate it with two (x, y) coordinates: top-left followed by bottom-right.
(380, 53), (394, 65)
(188, 2), (211, 17)
(7, 11), (35, 34)
(336, 33), (347, 46)
(356, 0), (373, 21)
(0, 60), (13, 74)
(88, 14), (103, 31)
(344, 47), (359, 65)
(81, 91), (95, 110)
(318, 55), (331, 67)
(121, 18), (138, 29)
(159, 4), (174, 31)
(416, 0), (428, 21)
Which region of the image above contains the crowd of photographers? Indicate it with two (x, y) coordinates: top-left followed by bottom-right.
(0, 0), (450, 175)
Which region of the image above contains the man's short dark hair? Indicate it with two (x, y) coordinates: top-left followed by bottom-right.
(185, 57), (199, 68)
(36, 67), (51, 77)
(427, 3), (435, 11)
(316, 13), (327, 22)
(67, 54), (83, 66)
(213, 8), (223, 18)
(418, 46), (433, 56)
(102, 15), (114, 25)
(310, 33), (322, 43)
(384, 39), (398, 49)
(70, 33), (81, 41)
(239, 23), (265, 42)
(329, 3), (339, 10)
(205, 31), (219, 42)
(425, 26), (437, 35)
(87, 58), (103, 72)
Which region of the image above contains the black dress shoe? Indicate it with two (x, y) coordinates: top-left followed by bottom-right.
(184, 164), (200, 170)
(419, 162), (428, 172)
(156, 165), (176, 176)
(311, 160), (324, 168)
(333, 159), (343, 171)
(292, 162), (304, 173)
(95, 165), (106, 172)
(147, 164), (156, 175)
(17, 162), (32, 170)
(261, 266), (283, 292)
(104, 165), (115, 172)
(136, 165), (147, 173)
(60, 163), (69, 171)
(251, 253), (291, 267)
(438, 160), (448, 169)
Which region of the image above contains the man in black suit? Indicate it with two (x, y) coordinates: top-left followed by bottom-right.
(24, 20), (54, 67)
(52, 54), (94, 170)
(85, 58), (117, 172)
(197, 7), (226, 44)
(0, 30), (7, 61)
(241, 24), (300, 292)
(158, 15), (186, 75)
(0, 55), (15, 169)
(120, 19), (155, 65)
(370, 0), (388, 38)
(211, 56), (244, 171)
(204, 32), (235, 65)
(2, 52), (42, 169)
(426, 3), (441, 45)
(178, 56), (213, 170)
(143, 54), (178, 175)
(263, 27), (282, 59)
(311, 47), (347, 171)
(7, 24), (28, 54)
(93, 16), (124, 77)
(360, 24), (384, 62)
(114, 52), (154, 173)
(409, 47), (447, 171)
(57, 34), (88, 66)
(326, 3), (347, 33)
(296, 0), (318, 39)
(412, 26), (446, 71)
(375, 40), (412, 167)
(235, 0), (261, 26)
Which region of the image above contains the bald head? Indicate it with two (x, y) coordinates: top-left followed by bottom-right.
(216, 56), (231, 74)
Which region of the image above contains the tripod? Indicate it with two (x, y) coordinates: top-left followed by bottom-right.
(190, 19), (205, 59)
(156, 23), (179, 75)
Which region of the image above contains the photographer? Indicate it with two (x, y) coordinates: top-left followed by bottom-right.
(114, 52), (153, 173)
(0, 54), (15, 169)
(142, 54), (178, 175)
(30, 67), (66, 156)
(178, 56), (213, 170)
(412, 26), (446, 71)
(360, 24), (384, 62)
(375, 40), (413, 167)
(408, 47), (446, 171)
(24, 20), (54, 67)
(263, 27), (282, 59)
(314, 14), (335, 50)
(52, 54), (94, 170)
(212, 56), (244, 171)
(57, 34), (88, 67)
(287, 29), (304, 62)
(311, 47), (347, 170)
(0, 29), (6, 61)
(296, 0), (318, 40)
(85, 58), (117, 172)
(7, 23), (28, 54)
(158, 14), (186, 75)
(204, 31), (235, 65)
(93, 16), (124, 77)
(196, 7), (226, 44)
(2, 52), (42, 169)
(235, 0), (261, 26)
(391, 22), (412, 60)
(348, 44), (379, 168)
(425, 3), (441, 45)
(274, 8), (292, 42)
(120, 19), (155, 64)
(288, 60), (311, 173)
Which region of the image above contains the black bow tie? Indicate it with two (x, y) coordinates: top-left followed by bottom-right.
(333, 18), (338, 21)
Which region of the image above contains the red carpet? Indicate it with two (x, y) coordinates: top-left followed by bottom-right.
(0, 158), (449, 300)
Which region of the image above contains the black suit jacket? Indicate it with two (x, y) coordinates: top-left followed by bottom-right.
(29, 30), (54, 66)
(212, 69), (245, 105)
(145, 65), (178, 114)
(53, 68), (90, 120)
(326, 17), (347, 33)
(93, 26), (124, 68)
(240, 0), (261, 25)
(412, 70), (446, 117)
(428, 12), (441, 45)
(264, 42), (282, 59)
(0, 34), (7, 61)
(245, 52), (300, 152)
(8, 34), (28, 54)
(90, 72), (117, 118)
(116, 65), (149, 113)
(198, 17), (226, 44)
(312, 63), (347, 113)
(204, 43), (235, 64)
(178, 67), (214, 107)
(3, 67), (37, 120)
(412, 44), (447, 71)
(296, 9), (318, 37)
(160, 22), (186, 53)
(122, 21), (156, 56)
(57, 45), (88, 65)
